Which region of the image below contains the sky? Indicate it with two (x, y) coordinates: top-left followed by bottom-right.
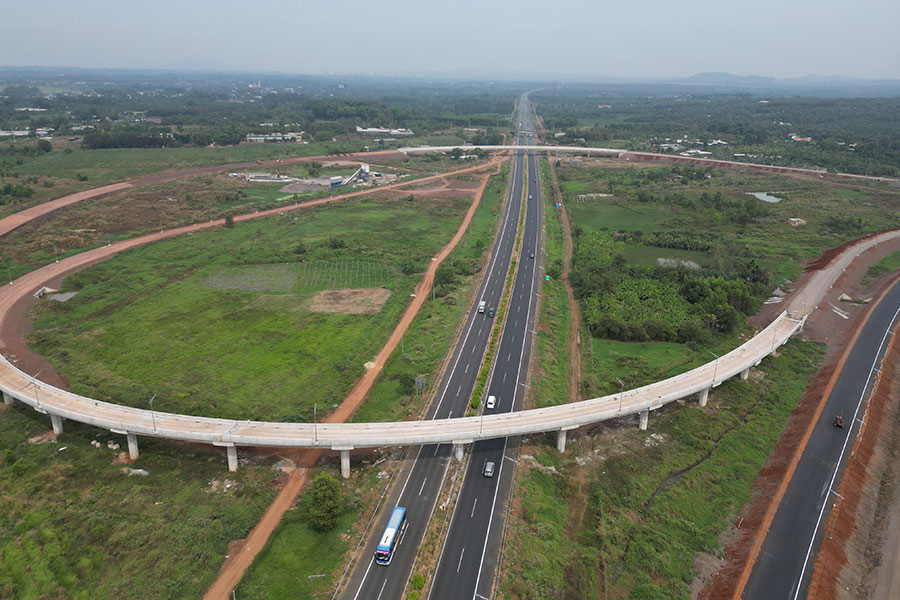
(2, 0), (899, 80)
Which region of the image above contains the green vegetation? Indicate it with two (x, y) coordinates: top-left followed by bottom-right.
(530, 158), (573, 408)
(535, 92), (900, 177)
(866, 250), (900, 279)
(501, 340), (824, 600)
(353, 163), (509, 423)
(235, 462), (385, 599)
(0, 404), (281, 599)
(308, 473), (342, 531)
(28, 194), (472, 422)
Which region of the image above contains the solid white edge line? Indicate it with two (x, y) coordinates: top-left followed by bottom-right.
(470, 151), (542, 600)
(790, 303), (900, 600)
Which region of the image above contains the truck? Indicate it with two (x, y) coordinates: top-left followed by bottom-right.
(478, 300), (486, 313)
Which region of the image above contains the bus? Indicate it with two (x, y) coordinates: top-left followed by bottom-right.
(374, 506), (408, 565)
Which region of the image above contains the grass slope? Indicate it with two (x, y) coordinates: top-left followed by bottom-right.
(29, 194), (470, 422)
(501, 340), (823, 600)
(0, 405), (281, 599)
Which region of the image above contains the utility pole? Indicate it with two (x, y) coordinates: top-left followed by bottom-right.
(148, 393), (157, 433)
(709, 350), (720, 387)
(308, 573), (325, 599)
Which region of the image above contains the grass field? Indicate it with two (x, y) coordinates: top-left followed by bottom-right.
(352, 161), (510, 423)
(0, 403), (281, 599)
(28, 193), (473, 422)
(530, 158), (572, 408)
(500, 340), (824, 600)
(569, 200), (669, 232)
(230, 163), (510, 595)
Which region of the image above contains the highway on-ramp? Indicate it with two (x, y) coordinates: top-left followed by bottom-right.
(341, 97), (533, 600)
(745, 278), (900, 599)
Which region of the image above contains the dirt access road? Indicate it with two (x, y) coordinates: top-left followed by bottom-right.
(0, 153), (506, 599)
(201, 159), (504, 600)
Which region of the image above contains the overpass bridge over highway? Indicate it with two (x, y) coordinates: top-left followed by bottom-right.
(2, 221), (895, 477)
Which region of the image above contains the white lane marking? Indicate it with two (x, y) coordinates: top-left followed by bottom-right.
(791, 302), (900, 600)
(517, 306), (521, 313)
(375, 578), (388, 600)
(457, 385), (462, 396)
(507, 353), (511, 362)
(478, 327), (482, 336)
(465, 364), (469, 374)
(419, 478), (428, 496)
(514, 320), (519, 328)
(351, 558), (375, 600)
(457, 548), (466, 573)
(503, 373), (507, 383)
(358, 148), (525, 595)
(471, 164), (542, 599)
(471, 497), (478, 518)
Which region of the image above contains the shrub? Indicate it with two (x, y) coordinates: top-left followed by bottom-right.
(308, 472), (341, 531)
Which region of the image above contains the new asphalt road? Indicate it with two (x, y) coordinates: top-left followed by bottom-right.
(746, 278), (900, 599)
(342, 97), (533, 600)
(428, 139), (542, 599)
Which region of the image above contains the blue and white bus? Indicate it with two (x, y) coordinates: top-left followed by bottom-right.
(374, 506), (408, 565)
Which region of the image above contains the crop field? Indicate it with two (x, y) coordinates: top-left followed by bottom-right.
(27, 193), (473, 422)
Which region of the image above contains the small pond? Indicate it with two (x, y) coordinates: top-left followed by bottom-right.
(747, 191), (784, 203)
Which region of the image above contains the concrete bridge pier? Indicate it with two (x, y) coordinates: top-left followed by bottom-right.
(2, 391), (13, 405)
(556, 429), (568, 452)
(740, 367), (751, 380)
(333, 447), (354, 479)
(126, 433), (139, 460)
(50, 413), (64, 434)
(698, 387), (710, 408)
(639, 409), (649, 431)
(227, 445), (238, 472)
(452, 442), (467, 462)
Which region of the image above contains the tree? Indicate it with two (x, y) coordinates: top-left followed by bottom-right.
(36, 139), (51, 153)
(434, 265), (455, 288)
(450, 147), (464, 159)
(308, 472), (342, 531)
(308, 161), (323, 177)
(224, 214), (234, 228)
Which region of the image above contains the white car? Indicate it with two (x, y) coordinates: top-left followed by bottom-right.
(486, 395), (496, 409)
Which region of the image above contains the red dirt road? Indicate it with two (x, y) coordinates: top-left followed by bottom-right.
(201, 159), (504, 599)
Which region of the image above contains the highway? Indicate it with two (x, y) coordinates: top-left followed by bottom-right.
(745, 278), (900, 599)
(427, 108), (542, 600)
(341, 96), (533, 600)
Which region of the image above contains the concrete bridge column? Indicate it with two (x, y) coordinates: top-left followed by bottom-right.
(340, 450), (351, 479)
(126, 433), (139, 460)
(698, 387), (709, 408)
(740, 367), (751, 380)
(639, 410), (649, 431)
(50, 413), (64, 434)
(556, 429), (568, 453)
(226, 445), (238, 472)
(2, 391), (13, 405)
(453, 443), (465, 462)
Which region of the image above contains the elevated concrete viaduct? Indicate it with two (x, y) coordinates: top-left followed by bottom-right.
(0, 163), (894, 475)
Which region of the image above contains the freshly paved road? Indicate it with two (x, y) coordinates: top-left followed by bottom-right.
(341, 97), (533, 600)
(745, 279), (900, 599)
(428, 106), (542, 600)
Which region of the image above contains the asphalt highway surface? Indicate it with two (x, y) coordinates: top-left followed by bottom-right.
(342, 97), (533, 600)
(745, 279), (900, 599)
(427, 120), (541, 599)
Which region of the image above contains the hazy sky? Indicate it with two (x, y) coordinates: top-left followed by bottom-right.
(3, 0), (899, 79)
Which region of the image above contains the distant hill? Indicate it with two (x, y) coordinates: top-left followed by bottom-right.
(685, 72), (777, 85)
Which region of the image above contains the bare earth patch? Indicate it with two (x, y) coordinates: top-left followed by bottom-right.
(307, 287), (391, 315)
